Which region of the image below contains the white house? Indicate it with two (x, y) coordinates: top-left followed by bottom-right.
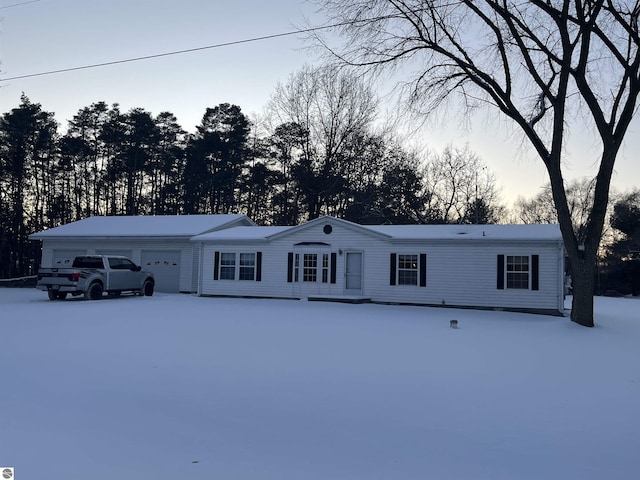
(29, 215), (255, 293)
(191, 216), (566, 315)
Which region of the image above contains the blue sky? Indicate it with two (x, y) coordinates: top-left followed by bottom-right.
(1, 0), (638, 205)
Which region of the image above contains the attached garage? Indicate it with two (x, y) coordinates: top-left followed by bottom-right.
(30, 215), (255, 294)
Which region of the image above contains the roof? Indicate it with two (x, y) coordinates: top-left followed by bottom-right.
(366, 223), (562, 241)
(190, 217), (562, 244)
(191, 226), (293, 242)
(29, 214), (254, 239)
(267, 216), (392, 241)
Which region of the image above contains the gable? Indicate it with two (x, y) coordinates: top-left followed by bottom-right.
(266, 216), (392, 242)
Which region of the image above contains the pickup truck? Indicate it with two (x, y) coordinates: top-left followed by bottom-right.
(36, 255), (155, 301)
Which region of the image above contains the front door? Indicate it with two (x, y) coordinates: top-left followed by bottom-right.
(345, 252), (363, 294)
(292, 249), (332, 298)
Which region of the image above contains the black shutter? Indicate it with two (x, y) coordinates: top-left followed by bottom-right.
(287, 252), (293, 283)
(532, 254), (539, 290)
(214, 251), (220, 280)
(390, 253), (397, 285)
(256, 252), (262, 282)
(420, 254), (427, 287)
(497, 254), (505, 290)
(330, 252), (337, 284)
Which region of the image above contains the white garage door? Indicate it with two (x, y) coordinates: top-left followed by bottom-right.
(140, 250), (181, 293)
(52, 249), (87, 267)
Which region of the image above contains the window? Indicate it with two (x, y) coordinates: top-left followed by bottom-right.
(239, 253), (256, 281)
(303, 253), (317, 282)
(322, 253), (329, 283)
(219, 253), (236, 280)
(120, 259), (137, 270)
(73, 257), (104, 269)
(390, 253), (426, 287)
(288, 251), (335, 284)
(215, 252), (262, 281)
(398, 254), (418, 286)
(506, 255), (529, 289)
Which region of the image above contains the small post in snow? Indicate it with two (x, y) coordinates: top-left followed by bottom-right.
(450, 320), (458, 329)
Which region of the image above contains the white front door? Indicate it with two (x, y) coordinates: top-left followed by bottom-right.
(345, 252), (363, 294)
(293, 250), (332, 297)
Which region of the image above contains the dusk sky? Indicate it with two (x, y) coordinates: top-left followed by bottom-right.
(1, 0), (638, 204)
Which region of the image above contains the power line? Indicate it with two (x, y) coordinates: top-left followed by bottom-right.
(0, 21), (355, 82)
(0, 0), (40, 10)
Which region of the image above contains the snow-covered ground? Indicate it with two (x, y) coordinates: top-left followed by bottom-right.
(1, 289), (638, 480)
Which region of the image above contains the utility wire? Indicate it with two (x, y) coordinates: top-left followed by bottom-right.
(0, 20), (362, 82)
(0, 0), (40, 9)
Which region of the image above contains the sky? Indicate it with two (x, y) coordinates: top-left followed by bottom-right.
(0, 0), (638, 206)
(2, 288), (639, 479)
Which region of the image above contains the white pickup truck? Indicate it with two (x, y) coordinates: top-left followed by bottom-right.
(36, 255), (155, 301)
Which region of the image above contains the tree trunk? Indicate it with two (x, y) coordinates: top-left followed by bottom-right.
(570, 254), (596, 327)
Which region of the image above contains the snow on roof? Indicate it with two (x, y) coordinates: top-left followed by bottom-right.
(366, 223), (562, 241)
(191, 225), (293, 242)
(191, 221), (562, 243)
(30, 214), (253, 239)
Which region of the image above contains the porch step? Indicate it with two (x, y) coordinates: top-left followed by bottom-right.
(307, 295), (372, 304)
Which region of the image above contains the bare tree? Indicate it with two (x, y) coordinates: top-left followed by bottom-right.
(513, 178), (618, 252)
(268, 65), (379, 219)
(425, 145), (504, 224)
(314, 0), (640, 327)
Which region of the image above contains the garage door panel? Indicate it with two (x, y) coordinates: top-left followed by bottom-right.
(141, 250), (180, 293)
(52, 249), (87, 267)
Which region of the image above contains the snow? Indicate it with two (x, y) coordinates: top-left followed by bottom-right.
(28, 214), (252, 238)
(191, 219), (562, 244)
(367, 223), (562, 241)
(192, 225), (292, 241)
(1, 289), (638, 480)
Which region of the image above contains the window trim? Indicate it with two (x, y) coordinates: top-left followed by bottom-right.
(219, 252), (237, 281)
(214, 251), (261, 282)
(506, 255), (529, 289)
(498, 254), (540, 291)
(288, 249), (335, 284)
(390, 253), (427, 287)
(397, 253), (419, 286)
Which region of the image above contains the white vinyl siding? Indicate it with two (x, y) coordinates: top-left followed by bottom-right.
(196, 221), (564, 314)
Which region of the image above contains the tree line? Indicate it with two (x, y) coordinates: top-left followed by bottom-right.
(2, 67), (638, 296)
(0, 67), (503, 278)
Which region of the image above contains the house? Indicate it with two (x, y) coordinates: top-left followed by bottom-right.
(29, 215), (255, 293)
(191, 216), (566, 315)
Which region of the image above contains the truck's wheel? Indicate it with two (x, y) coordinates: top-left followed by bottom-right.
(142, 279), (154, 297)
(85, 282), (103, 300)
